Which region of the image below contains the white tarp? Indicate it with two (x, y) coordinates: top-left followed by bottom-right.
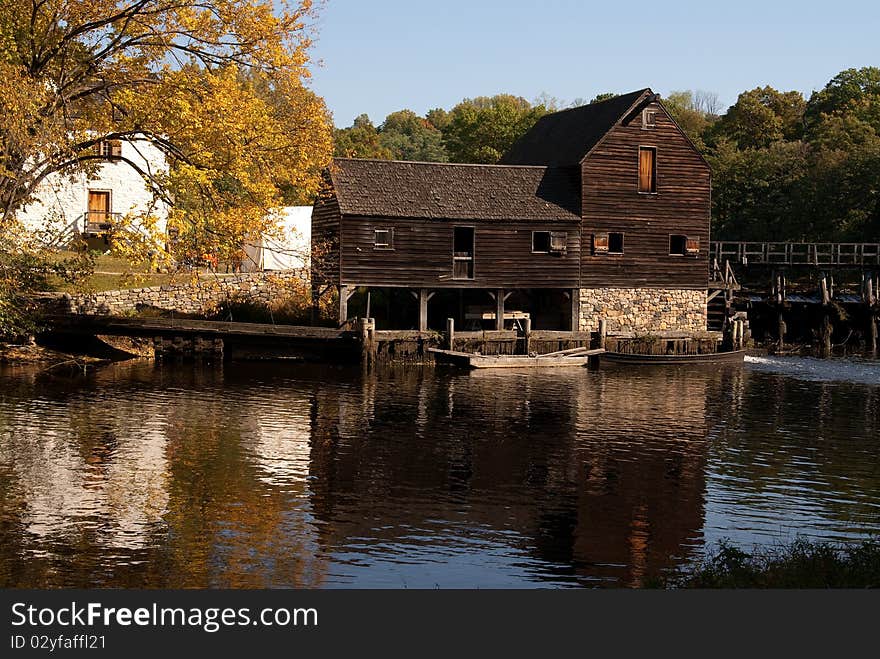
(243, 205), (312, 272)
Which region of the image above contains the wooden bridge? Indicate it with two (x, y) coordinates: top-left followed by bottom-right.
(710, 241), (880, 269)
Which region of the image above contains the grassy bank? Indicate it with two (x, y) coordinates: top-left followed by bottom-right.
(659, 538), (880, 588)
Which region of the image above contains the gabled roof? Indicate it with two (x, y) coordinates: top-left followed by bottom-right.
(329, 158), (581, 222)
(500, 89), (650, 166)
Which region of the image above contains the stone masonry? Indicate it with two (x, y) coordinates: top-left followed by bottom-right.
(579, 288), (707, 333)
(61, 271), (307, 316)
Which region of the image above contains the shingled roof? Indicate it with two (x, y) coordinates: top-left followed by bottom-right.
(500, 89), (650, 167)
(330, 159), (581, 222)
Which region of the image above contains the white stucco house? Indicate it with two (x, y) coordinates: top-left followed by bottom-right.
(15, 135), (170, 248)
(17, 135), (313, 272)
(241, 205), (312, 272)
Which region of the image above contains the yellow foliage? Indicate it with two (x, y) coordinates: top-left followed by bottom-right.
(0, 0), (332, 268)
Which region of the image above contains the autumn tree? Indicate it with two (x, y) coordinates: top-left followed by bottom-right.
(0, 0), (332, 266)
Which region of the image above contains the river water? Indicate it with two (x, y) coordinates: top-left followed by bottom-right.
(1, 356), (878, 588)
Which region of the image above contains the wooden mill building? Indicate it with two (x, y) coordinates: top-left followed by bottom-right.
(312, 88), (711, 333)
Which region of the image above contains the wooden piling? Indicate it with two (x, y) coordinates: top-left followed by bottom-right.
(523, 316), (532, 355)
(446, 317), (455, 351)
(359, 317), (376, 367)
(495, 288), (505, 332)
(777, 312), (786, 352)
(598, 318), (607, 350)
(870, 314), (878, 356)
(822, 314), (833, 358)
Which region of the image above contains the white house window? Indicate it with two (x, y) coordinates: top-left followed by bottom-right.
(374, 228), (393, 250)
(99, 139), (122, 159)
(642, 109), (657, 129)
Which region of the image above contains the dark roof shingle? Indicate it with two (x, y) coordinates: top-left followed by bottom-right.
(500, 89), (649, 166)
(330, 159), (581, 222)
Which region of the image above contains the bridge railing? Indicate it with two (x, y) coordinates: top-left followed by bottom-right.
(711, 242), (880, 267)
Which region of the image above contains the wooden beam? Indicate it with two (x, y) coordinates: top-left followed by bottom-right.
(338, 285), (353, 326)
(419, 288), (430, 332)
(571, 288), (581, 332)
(496, 288), (505, 331)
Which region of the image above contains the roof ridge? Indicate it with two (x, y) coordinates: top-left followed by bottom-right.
(531, 88), (650, 121)
(333, 157), (552, 170)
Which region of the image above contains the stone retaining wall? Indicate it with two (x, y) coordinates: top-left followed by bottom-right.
(579, 288), (706, 333)
(61, 271), (308, 316)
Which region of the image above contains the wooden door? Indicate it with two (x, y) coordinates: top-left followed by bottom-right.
(87, 191), (110, 227)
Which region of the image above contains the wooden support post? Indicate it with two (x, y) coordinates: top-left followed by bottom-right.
(867, 274), (875, 306)
(820, 274), (830, 306)
(418, 289), (431, 332)
(523, 316), (532, 355)
(822, 314), (833, 358)
(570, 288), (581, 332)
(598, 318), (607, 350)
(359, 317), (377, 368)
(338, 285), (353, 327)
(496, 288), (505, 331)
(446, 317), (455, 351)
(777, 311), (786, 353)
(870, 314), (878, 356)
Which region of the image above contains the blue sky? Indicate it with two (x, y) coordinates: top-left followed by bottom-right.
(308, 0), (879, 128)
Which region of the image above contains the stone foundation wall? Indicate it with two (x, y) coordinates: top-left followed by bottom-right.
(61, 271), (308, 316)
(579, 288), (706, 333)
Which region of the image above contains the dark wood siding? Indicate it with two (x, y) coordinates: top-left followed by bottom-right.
(581, 101), (710, 289)
(339, 217), (581, 289)
(311, 191), (341, 286)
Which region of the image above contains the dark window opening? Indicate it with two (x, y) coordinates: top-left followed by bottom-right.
(669, 234), (687, 256)
(532, 231), (567, 254)
(638, 146), (656, 193)
(374, 228), (393, 250)
(608, 232), (624, 254)
(532, 231), (551, 253)
(453, 226), (474, 280)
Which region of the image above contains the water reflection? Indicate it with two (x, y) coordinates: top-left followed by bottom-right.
(0, 357), (877, 588)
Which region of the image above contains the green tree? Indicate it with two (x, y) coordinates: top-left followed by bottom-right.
(442, 95), (549, 164)
(805, 66), (880, 132)
(709, 138), (811, 240)
(379, 110), (447, 162)
(334, 115), (392, 159)
(663, 90), (719, 151)
(711, 87), (806, 149)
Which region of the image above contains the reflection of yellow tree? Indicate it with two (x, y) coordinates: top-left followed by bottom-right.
(161, 391), (324, 588)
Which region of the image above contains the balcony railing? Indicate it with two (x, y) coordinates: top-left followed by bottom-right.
(81, 211), (123, 235)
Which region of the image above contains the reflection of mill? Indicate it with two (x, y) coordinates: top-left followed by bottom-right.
(307, 366), (716, 587)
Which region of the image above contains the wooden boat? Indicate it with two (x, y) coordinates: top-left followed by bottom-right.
(600, 349), (746, 365)
(429, 347), (604, 369)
